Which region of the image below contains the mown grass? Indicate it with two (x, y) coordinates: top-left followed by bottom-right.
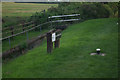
(2, 2), (58, 17)
(2, 18), (118, 78)
(2, 2), (58, 29)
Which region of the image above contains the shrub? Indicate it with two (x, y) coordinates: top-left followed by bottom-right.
(80, 3), (110, 20)
(19, 42), (27, 50)
(29, 2), (117, 29)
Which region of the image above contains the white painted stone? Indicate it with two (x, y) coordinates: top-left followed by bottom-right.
(90, 53), (106, 56)
(90, 53), (97, 55)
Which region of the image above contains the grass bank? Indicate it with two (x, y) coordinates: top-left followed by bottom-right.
(3, 18), (118, 78)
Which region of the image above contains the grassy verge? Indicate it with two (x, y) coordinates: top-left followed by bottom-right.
(3, 18), (118, 78)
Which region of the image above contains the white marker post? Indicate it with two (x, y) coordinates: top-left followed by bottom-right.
(52, 33), (56, 42)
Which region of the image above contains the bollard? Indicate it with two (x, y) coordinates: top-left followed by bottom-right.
(96, 48), (101, 54)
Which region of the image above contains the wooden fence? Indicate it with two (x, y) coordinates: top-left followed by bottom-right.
(2, 14), (80, 41)
(2, 21), (34, 39)
(1, 22), (50, 41)
(2, 32), (47, 59)
(1, 14), (81, 59)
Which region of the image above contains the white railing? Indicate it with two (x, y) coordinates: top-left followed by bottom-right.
(48, 14), (80, 18)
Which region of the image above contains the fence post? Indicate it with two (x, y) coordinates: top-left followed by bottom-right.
(54, 29), (61, 48)
(54, 39), (60, 48)
(50, 18), (52, 29)
(10, 26), (14, 35)
(22, 23), (24, 31)
(8, 37), (11, 48)
(47, 32), (53, 53)
(26, 31), (29, 41)
(40, 26), (41, 32)
(43, 9), (45, 16)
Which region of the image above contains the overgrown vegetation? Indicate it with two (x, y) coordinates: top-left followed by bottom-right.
(30, 2), (118, 29)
